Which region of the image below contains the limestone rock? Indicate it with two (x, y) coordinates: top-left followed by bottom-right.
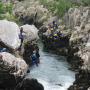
(14, 0), (49, 26)
(21, 24), (39, 41)
(69, 7), (90, 71)
(0, 52), (28, 77)
(64, 7), (90, 29)
(81, 51), (90, 71)
(0, 20), (20, 50)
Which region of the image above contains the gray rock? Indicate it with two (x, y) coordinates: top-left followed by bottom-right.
(17, 78), (44, 90)
(14, 0), (50, 26)
(0, 52), (28, 77)
(21, 24), (39, 42)
(0, 20), (20, 50)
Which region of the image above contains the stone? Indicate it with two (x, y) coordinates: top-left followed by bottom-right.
(14, 0), (49, 27)
(21, 24), (39, 42)
(17, 78), (44, 90)
(0, 52), (28, 79)
(0, 20), (20, 50)
(66, 7), (90, 90)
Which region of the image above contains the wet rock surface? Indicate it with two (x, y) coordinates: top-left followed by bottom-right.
(17, 78), (44, 90)
(39, 6), (90, 90)
(68, 70), (90, 90)
(23, 41), (35, 65)
(39, 26), (70, 56)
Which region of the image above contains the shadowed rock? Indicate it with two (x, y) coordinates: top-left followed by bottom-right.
(0, 52), (28, 89)
(17, 78), (44, 90)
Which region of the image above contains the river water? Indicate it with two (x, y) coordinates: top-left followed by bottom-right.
(26, 43), (75, 90)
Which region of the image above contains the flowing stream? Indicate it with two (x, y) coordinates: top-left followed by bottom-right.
(26, 43), (75, 90)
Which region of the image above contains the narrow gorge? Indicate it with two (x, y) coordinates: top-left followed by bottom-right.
(0, 0), (90, 90)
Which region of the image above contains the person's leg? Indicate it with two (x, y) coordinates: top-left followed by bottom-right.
(37, 58), (40, 63)
(19, 39), (23, 50)
(0, 54), (2, 59)
(35, 59), (38, 66)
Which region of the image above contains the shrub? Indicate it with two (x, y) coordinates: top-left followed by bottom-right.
(0, 2), (19, 23)
(81, 0), (90, 6)
(39, 0), (73, 17)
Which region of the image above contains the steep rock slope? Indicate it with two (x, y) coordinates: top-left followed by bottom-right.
(14, 0), (50, 27)
(65, 7), (90, 90)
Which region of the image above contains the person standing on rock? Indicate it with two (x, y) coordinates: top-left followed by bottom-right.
(19, 27), (25, 50)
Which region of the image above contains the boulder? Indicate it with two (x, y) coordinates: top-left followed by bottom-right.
(0, 20), (20, 50)
(0, 52), (28, 88)
(0, 52), (28, 77)
(21, 24), (39, 42)
(88, 87), (90, 90)
(17, 78), (44, 90)
(14, 0), (50, 27)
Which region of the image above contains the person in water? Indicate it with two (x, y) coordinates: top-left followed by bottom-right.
(35, 45), (40, 63)
(31, 50), (38, 66)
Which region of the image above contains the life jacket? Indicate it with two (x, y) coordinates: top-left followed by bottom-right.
(31, 54), (37, 61)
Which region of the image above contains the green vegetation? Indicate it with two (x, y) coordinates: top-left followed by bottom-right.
(0, 2), (19, 23)
(39, 0), (90, 17)
(39, 0), (73, 17)
(81, 0), (90, 6)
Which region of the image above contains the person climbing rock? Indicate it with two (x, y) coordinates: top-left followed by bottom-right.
(19, 27), (25, 50)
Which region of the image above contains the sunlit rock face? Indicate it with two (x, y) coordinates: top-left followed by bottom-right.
(63, 7), (90, 70)
(21, 24), (39, 42)
(0, 52), (28, 77)
(14, 0), (50, 27)
(0, 20), (20, 50)
(0, 52), (28, 88)
(64, 7), (90, 90)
